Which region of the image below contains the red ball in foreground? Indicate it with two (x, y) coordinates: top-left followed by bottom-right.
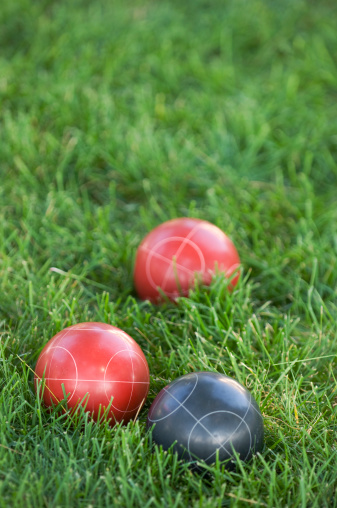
(134, 218), (240, 302)
(34, 322), (150, 425)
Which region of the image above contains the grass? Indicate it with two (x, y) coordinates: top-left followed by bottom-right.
(1, 0), (337, 506)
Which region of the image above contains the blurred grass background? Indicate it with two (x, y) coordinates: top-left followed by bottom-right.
(1, 0), (337, 506)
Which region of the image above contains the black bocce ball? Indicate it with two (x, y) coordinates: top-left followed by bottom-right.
(147, 371), (264, 468)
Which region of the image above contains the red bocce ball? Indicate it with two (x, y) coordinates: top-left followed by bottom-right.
(134, 218), (240, 302)
(34, 322), (150, 425)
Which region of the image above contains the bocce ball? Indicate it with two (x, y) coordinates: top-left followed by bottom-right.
(34, 322), (150, 424)
(147, 372), (264, 468)
(134, 217), (240, 302)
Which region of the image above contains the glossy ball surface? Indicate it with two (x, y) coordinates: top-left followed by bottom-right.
(134, 218), (240, 302)
(35, 322), (150, 424)
(147, 372), (264, 467)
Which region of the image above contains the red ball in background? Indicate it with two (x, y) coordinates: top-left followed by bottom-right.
(34, 322), (150, 425)
(134, 218), (241, 303)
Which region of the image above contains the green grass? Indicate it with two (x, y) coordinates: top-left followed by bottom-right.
(1, 0), (337, 506)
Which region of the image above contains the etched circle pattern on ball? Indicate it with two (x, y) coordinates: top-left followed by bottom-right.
(148, 374), (199, 422)
(35, 322), (150, 424)
(134, 218), (241, 302)
(145, 237), (206, 297)
(104, 348), (150, 414)
(147, 372), (264, 467)
(36, 346), (79, 403)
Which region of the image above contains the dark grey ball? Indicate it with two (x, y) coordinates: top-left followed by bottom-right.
(147, 372), (264, 468)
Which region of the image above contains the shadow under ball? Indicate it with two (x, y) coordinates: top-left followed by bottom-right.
(147, 372), (264, 468)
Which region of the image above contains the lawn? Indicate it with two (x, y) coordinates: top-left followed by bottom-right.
(1, 0), (337, 506)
